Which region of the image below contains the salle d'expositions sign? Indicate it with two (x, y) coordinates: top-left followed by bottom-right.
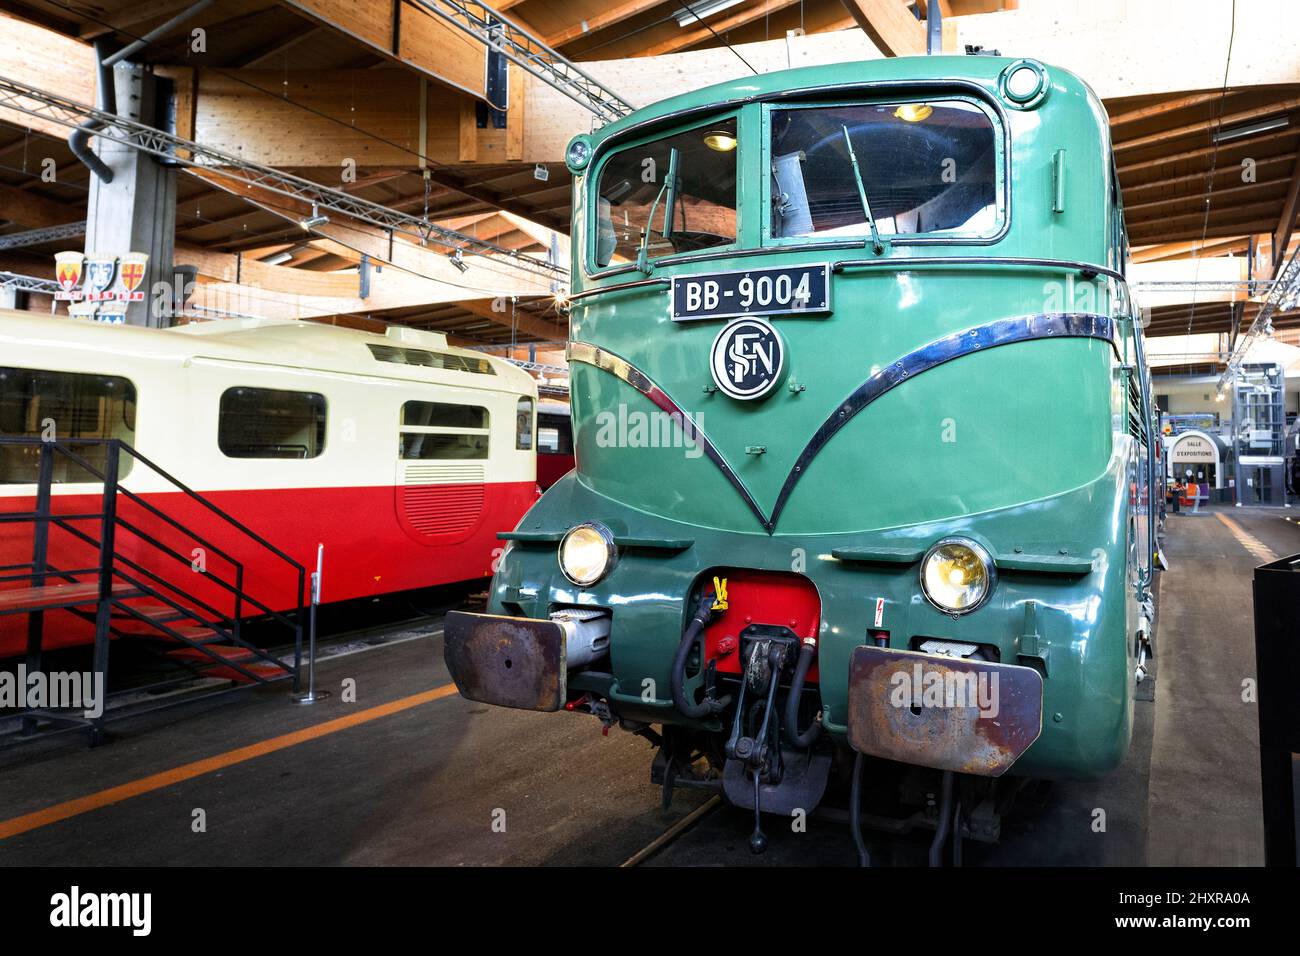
(53, 251), (149, 303)
(1171, 435), (1217, 462)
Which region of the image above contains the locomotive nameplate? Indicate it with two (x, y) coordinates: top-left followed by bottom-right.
(671, 263), (831, 322)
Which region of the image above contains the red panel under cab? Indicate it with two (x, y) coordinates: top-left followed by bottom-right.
(701, 569), (822, 681)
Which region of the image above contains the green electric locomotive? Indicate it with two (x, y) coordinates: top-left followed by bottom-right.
(444, 54), (1158, 861)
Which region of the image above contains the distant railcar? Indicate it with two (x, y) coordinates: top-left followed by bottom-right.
(443, 55), (1158, 859)
(0, 310), (539, 655)
(535, 400), (574, 491)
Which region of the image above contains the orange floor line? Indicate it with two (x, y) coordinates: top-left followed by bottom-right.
(1215, 512), (1278, 564)
(0, 682), (460, 841)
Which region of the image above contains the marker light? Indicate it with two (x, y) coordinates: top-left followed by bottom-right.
(893, 103), (933, 123)
(703, 130), (737, 151)
(559, 522), (617, 588)
(566, 137), (593, 172)
(1000, 59), (1049, 109)
(920, 538), (996, 615)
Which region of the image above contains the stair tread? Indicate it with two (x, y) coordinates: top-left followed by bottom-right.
(0, 581), (134, 613)
(165, 644), (260, 663)
(116, 620), (223, 640)
(113, 603), (190, 622)
(205, 662), (289, 684)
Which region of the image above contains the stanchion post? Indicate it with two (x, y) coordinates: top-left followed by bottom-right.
(292, 543), (330, 705)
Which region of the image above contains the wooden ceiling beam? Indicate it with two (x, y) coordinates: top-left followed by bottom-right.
(1271, 149), (1300, 276)
(645, 0), (804, 56)
(839, 0), (927, 56)
(77, 0), (198, 39)
(1117, 127), (1297, 176)
(1123, 176), (1291, 216)
(1129, 236), (1256, 263)
(1121, 154), (1295, 198)
(545, 0), (667, 48)
(1130, 218), (1282, 244)
(183, 166), (556, 300)
(0, 182), (80, 228)
(455, 296), (567, 341)
(1107, 91), (1231, 127)
(235, 23), (325, 69)
(1114, 100), (1300, 154)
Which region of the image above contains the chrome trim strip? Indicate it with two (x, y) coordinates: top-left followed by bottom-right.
(570, 256), (1124, 308)
(656, 240), (863, 267)
(768, 313), (1118, 530)
(833, 255), (1125, 285)
(566, 341), (770, 528)
(567, 277), (670, 304)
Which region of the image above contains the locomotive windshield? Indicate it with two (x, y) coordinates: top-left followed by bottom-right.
(769, 99), (999, 240)
(593, 117), (738, 268)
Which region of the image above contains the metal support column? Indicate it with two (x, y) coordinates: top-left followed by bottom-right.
(83, 64), (176, 327)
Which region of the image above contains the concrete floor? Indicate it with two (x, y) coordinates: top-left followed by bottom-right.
(0, 505), (1293, 866)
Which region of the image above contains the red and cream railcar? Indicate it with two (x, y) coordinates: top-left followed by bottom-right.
(0, 309), (539, 655)
(535, 400), (574, 491)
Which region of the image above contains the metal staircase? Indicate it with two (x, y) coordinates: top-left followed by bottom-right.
(0, 437), (307, 745)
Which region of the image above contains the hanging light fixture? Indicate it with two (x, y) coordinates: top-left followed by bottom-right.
(894, 103), (934, 123)
(299, 203), (329, 229)
(703, 129), (737, 151)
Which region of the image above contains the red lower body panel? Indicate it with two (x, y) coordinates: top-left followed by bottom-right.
(0, 481), (537, 657)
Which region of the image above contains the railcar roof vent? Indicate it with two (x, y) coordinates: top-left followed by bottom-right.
(385, 325), (448, 349)
(367, 343), (496, 375)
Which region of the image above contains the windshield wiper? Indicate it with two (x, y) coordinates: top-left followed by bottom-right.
(635, 146), (680, 274)
(841, 124), (884, 255)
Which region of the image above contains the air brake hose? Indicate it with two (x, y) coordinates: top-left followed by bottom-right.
(851, 751), (871, 867)
(783, 637), (822, 748)
(670, 591), (729, 718)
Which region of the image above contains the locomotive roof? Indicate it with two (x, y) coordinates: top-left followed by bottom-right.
(584, 54), (1098, 150)
(0, 309), (536, 395)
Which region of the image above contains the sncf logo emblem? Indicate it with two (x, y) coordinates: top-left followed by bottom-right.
(710, 317), (784, 401)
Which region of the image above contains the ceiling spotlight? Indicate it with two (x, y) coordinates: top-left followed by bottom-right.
(449, 249), (469, 273)
(262, 250), (294, 265)
(1212, 115), (1290, 144)
(299, 204), (330, 230)
(703, 129), (737, 152)
(894, 103), (934, 123)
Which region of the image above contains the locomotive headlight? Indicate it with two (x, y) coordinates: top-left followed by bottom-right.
(920, 538), (996, 615)
(559, 522), (617, 587)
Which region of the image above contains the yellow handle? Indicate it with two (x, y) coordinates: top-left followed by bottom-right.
(711, 576), (729, 612)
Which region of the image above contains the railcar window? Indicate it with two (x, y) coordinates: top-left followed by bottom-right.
(218, 387), (326, 460)
(515, 397), (534, 451)
(769, 100), (1000, 240)
(537, 413), (573, 454)
(400, 400), (490, 460)
(0, 367), (137, 483)
(367, 344), (495, 375)
(593, 117), (738, 269)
